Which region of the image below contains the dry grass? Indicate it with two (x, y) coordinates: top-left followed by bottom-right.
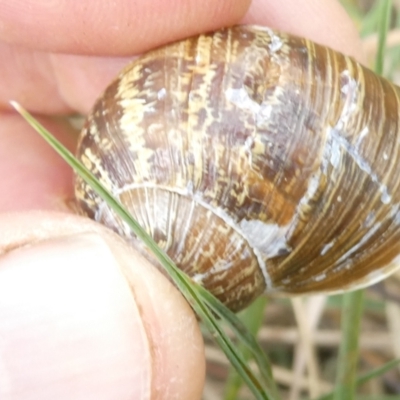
(203, 272), (400, 398)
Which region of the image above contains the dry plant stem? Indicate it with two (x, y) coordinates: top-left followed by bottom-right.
(290, 296), (327, 400)
(257, 327), (393, 350)
(291, 297), (323, 399)
(203, 383), (222, 400)
(204, 346), (334, 393)
(272, 366), (332, 394)
(385, 301), (400, 373)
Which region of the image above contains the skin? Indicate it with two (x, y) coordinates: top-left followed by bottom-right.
(0, 1), (362, 399)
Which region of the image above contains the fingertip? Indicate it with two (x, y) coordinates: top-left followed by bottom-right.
(0, 232), (153, 399)
(103, 226), (206, 400)
(0, 212), (205, 399)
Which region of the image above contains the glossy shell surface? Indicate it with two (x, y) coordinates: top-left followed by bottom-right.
(75, 25), (400, 311)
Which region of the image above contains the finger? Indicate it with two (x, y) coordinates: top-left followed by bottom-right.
(242, 0), (363, 61)
(0, 43), (132, 114)
(0, 0), (250, 55)
(0, 113), (76, 212)
(44, 0), (365, 115)
(0, 0), (249, 115)
(1, 1), (363, 115)
(0, 212), (205, 400)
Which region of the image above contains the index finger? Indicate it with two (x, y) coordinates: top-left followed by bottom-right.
(1, 0), (362, 115)
(0, 0), (250, 55)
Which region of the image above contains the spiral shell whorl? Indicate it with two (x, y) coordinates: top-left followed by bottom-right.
(75, 25), (400, 311)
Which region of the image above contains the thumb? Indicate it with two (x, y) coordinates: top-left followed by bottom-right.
(0, 212), (205, 400)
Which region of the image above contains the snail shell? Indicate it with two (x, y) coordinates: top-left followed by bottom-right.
(75, 25), (400, 311)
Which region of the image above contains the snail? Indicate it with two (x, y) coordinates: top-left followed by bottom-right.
(74, 25), (400, 312)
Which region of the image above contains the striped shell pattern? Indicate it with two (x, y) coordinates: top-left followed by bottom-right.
(75, 25), (400, 311)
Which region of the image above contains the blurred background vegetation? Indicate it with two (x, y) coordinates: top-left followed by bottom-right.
(341, 0), (400, 78)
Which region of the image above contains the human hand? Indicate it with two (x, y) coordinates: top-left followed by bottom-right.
(0, 1), (362, 399)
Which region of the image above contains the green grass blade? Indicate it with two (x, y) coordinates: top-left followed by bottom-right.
(317, 358), (400, 400)
(333, 290), (365, 400)
(197, 286), (277, 392)
(357, 358), (400, 386)
(360, 1), (385, 37)
(339, 0), (364, 28)
(374, 0), (392, 75)
(224, 297), (269, 400)
(11, 102), (281, 400)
